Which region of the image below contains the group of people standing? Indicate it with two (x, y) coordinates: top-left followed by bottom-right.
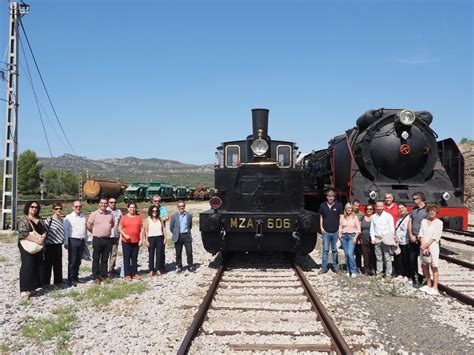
(17, 196), (194, 300)
(318, 190), (443, 296)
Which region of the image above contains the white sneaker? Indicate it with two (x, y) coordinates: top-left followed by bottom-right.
(419, 285), (430, 293)
(346, 272), (350, 277)
(351, 274), (357, 278)
(426, 287), (439, 296)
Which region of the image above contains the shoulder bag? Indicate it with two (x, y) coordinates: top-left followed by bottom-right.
(20, 219), (44, 254)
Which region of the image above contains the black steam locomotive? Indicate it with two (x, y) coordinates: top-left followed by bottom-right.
(300, 108), (467, 229)
(200, 109), (319, 254)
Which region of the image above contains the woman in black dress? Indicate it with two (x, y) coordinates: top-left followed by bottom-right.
(17, 201), (46, 300)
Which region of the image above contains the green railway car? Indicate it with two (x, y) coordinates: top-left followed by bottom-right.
(186, 186), (196, 200)
(124, 183), (148, 202)
(174, 185), (188, 200)
(146, 182), (174, 202)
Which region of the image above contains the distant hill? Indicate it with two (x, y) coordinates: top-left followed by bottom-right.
(37, 154), (214, 187)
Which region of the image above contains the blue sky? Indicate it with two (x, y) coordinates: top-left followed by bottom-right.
(0, 0), (472, 164)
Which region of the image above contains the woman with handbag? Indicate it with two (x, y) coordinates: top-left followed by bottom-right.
(394, 203), (411, 278)
(419, 204), (443, 296)
(17, 201), (47, 300)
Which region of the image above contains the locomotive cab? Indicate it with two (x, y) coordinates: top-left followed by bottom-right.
(200, 108), (319, 255)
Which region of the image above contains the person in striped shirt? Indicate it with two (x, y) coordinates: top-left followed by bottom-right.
(44, 202), (65, 286)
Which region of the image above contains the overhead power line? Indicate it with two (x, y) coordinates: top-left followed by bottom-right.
(19, 35), (53, 157)
(18, 17), (78, 155)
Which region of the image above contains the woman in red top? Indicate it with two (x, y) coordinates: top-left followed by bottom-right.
(119, 202), (143, 280)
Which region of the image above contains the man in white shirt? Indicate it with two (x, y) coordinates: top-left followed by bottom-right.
(370, 200), (395, 277)
(63, 200), (88, 286)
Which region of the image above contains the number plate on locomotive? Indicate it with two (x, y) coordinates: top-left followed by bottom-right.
(228, 217), (292, 231)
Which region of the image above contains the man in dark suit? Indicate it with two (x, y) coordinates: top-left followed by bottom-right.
(170, 201), (194, 272)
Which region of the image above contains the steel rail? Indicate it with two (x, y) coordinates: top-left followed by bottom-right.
(444, 228), (474, 238)
(177, 263), (226, 355)
(439, 254), (474, 269)
(293, 264), (352, 355)
(441, 236), (474, 246)
(437, 282), (474, 307)
(418, 273), (474, 307)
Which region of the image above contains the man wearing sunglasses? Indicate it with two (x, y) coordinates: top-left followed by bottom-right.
(63, 200), (88, 286)
(87, 198), (115, 284)
(407, 192), (427, 284)
(107, 198), (123, 277)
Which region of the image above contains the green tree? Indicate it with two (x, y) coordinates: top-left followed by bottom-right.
(43, 169), (64, 197)
(460, 137), (474, 144)
(18, 150), (42, 195)
(62, 170), (79, 196)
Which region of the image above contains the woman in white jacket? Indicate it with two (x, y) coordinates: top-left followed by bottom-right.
(419, 204), (443, 296)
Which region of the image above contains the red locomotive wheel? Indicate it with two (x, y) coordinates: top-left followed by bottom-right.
(400, 144), (411, 155)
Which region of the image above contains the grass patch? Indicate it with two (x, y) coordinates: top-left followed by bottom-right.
(20, 306), (77, 351)
(50, 289), (68, 300)
(79, 265), (92, 273)
(0, 342), (23, 352)
(368, 277), (405, 297)
(0, 231), (18, 244)
(0, 255), (8, 263)
(66, 289), (82, 301)
(67, 281), (148, 307)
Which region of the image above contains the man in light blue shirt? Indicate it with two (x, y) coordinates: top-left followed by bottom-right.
(170, 201), (194, 272)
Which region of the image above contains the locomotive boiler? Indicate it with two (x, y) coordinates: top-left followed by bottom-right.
(300, 108), (467, 229)
(200, 108), (319, 254)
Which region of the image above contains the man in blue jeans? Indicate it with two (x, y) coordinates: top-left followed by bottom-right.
(318, 190), (343, 274)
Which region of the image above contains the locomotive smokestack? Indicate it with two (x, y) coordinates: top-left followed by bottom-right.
(252, 108), (269, 140)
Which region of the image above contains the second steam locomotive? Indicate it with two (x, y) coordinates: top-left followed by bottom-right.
(299, 108), (468, 229)
(200, 109), (319, 254)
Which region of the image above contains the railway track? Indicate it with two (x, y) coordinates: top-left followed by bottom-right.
(441, 229), (474, 246)
(444, 229), (474, 238)
(178, 256), (353, 354)
(435, 253), (474, 306)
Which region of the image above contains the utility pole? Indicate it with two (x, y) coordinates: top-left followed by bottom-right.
(1, 2), (30, 230)
(79, 156), (85, 201)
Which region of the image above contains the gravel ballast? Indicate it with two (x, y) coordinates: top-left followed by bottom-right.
(0, 205), (473, 353)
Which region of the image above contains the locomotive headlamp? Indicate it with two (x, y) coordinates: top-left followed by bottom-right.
(442, 192), (451, 201)
(251, 138), (269, 156)
(369, 191), (378, 200)
(397, 109), (416, 126)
